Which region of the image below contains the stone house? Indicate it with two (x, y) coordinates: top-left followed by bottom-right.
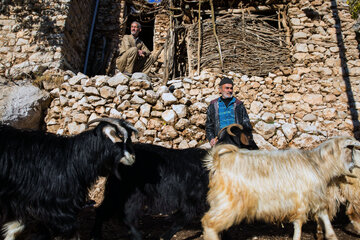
(0, 0), (359, 149)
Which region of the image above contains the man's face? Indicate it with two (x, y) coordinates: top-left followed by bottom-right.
(219, 83), (233, 99)
(131, 23), (141, 37)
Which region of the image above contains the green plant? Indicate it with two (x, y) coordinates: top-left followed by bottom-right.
(348, 0), (360, 19)
(33, 74), (63, 89)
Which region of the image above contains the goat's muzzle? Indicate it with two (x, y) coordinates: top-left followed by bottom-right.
(120, 150), (136, 166)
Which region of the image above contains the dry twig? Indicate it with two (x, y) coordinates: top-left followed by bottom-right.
(186, 14), (291, 76)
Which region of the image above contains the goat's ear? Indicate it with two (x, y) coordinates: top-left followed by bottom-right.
(352, 148), (360, 169)
(339, 138), (360, 171)
(102, 126), (122, 143)
(344, 139), (360, 167)
(344, 139), (360, 150)
(240, 133), (249, 146)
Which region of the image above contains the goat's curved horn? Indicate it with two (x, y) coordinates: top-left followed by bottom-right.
(86, 118), (129, 142)
(217, 127), (227, 138)
(121, 120), (138, 135)
(86, 117), (123, 129)
(226, 123), (244, 136)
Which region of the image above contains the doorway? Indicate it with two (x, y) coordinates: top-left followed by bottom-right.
(125, 16), (154, 51)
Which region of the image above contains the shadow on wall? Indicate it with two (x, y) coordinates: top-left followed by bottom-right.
(331, 0), (360, 139)
(86, 0), (123, 77)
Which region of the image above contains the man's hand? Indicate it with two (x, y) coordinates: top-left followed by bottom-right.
(210, 138), (218, 147)
(138, 50), (145, 57)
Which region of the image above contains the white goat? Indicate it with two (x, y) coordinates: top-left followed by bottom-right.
(316, 166), (360, 239)
(201, 136), (360, 240)
(339, 168), (360, 233)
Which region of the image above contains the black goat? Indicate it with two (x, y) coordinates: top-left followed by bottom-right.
(91, 124), (258, 240)
(217, 123), (258, 148)
(0, 118), (137, 240)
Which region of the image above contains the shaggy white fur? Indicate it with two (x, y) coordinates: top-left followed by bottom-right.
(201, 136), (360, 240)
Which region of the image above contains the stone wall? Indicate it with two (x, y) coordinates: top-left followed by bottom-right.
(44, 0), (360, 150)
(85, 0), (125, 76)
(0, 0), (93, 78)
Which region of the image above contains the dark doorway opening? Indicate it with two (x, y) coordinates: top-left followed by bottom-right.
(126, 16), (154, 51)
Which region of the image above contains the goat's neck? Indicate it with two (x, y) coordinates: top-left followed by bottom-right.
(310, 148), (345, 183)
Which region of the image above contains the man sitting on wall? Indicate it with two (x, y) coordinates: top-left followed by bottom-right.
(116, 21), (156, 75)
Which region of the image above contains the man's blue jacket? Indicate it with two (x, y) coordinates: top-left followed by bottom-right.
(205, 97), (252, 141)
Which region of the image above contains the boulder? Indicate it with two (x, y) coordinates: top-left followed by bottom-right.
(0, 83), (50, 129)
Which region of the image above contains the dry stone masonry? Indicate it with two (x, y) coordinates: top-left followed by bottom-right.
(45, 72), (208, 149)
(0, 0), (93, 78)
(45, 68), (357, 150)
(44, 0), (360, 150)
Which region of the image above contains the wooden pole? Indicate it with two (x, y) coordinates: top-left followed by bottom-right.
(168, 25), (175, 80)
(163, 0), (174, 85)
(197, 0), (202, 75)
(277, 9), (282, 47)
(281, 8), (291, 46)
(209, 0), (223, 71)
(186, 32), (194, 77)
(241, 2), (245, 40)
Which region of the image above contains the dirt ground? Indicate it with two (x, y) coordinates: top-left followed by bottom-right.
(2, 179), (358, 240)
(1, 199), (359, 239)
(78, 205), (360, 240)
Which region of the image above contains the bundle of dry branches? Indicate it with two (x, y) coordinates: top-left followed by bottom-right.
(186, 14), (292, 76)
